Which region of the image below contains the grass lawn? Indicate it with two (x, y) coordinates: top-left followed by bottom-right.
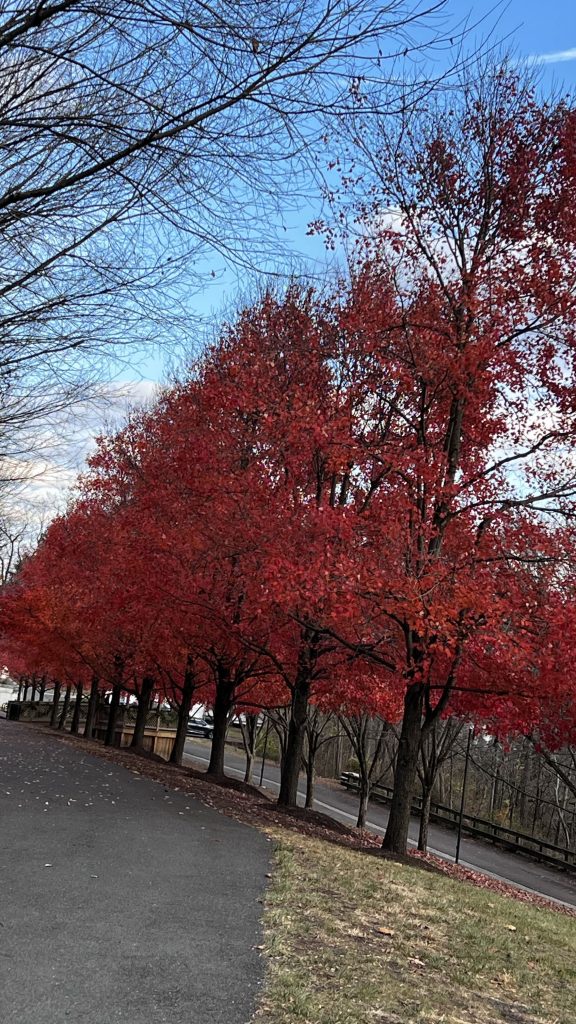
(256, 830), (576, 1024)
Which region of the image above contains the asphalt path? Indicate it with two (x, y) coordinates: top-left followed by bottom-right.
(185, 735), (576, 908)
(0, 721), (270, 1024)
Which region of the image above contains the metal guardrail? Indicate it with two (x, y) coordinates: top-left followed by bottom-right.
(340, 772), (576, 872)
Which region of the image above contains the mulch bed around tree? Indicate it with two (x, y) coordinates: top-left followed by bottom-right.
(33, 724), (576, 917)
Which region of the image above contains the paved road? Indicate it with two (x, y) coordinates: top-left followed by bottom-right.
(185, 736), (576, 908)
(0, 721), (270, 1024)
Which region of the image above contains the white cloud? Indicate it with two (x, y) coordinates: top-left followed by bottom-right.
(528, 48), (576, 65)
(1, 378), (161, 539)
(107, 379), (160, 408)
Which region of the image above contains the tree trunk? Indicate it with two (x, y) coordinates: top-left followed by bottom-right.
(84, 675), (100, 739)
(271, 715), (289, 773)
(49, 681), (61, 728)
(278, 674), (310, 808)
(418, 786), (432, 852)
(17, 681), (23, 700)
(305, 755), (315, 809)
(532, 760), (542, 834)
(207, 664), (234, 776)
(382, 684), (424, 854)
(241, 715), (258, 784)
(23, 680), (30, 701)
(357, 780), (370, 829)
(489, 773), (497, 817)
(170, 660), (196, 766)
(519, 744), (530, 827)
(104, 685), (122, 746)
(244, 750), (255, 784)
(131, 675), (154, 748)
(437, 770), (445, 805)
(58, 683), (72, 730)
(71, 683), (83, 735)
(39, 677), (46, 701)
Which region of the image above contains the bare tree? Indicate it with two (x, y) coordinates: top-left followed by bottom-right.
(266, 705), (291, 770)
(0, 517), (26, 582)
(303, 706), (339, 808)
(239, 712), (265, 784)
(528, 735), (576, 804)
(0, 0), (453, 484)
(339, 714), (396, 828)
(417, 716), (465, 851)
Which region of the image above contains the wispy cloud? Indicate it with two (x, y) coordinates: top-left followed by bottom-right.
(1, 377), (161, 538)
(528, 47), (576, 65)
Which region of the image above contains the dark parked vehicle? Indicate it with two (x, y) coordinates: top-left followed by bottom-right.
(186, 715), (214, 739)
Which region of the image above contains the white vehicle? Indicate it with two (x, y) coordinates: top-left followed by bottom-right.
(229, 711), (264, 728)
(189, 703), (213, 722)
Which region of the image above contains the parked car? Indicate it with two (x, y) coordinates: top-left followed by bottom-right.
(186, 715), (214, 739)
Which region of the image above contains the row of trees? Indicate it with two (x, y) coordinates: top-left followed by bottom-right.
(3, 68), (576, 856)
(11, 672), (576, 857)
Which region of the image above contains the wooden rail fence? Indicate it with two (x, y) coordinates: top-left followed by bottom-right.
(340, 772), (576, 872)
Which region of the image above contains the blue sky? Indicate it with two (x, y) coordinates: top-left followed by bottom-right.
(490, 0), (576, 79)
